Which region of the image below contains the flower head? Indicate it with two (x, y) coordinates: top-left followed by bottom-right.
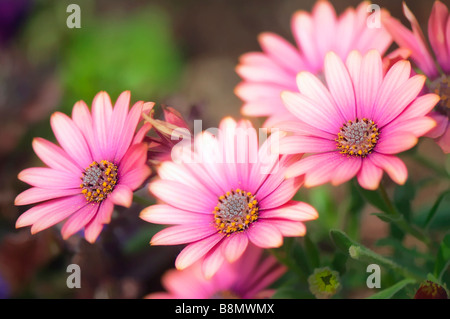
(145, 244), (286, 299)
(15, 91), (153, 243)
(382, 1), (450, 152)
(235, 0), (392, 127)
(140, 117), (318, 278)
(308, 267), (341, 299)
(414, 280), (448, 299)
(278, 50), (439, 190)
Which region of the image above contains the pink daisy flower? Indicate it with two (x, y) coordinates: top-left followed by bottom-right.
(15, 91), (153, 243)
(140, 117), (318, 278)
(382, 1), (450, 153)
(145, 244), (286, 299)
(278, 50), (439, 190)
(235, 0), (392, 127)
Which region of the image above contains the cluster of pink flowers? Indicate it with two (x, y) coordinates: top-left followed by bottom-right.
(14, 0), (448, 298)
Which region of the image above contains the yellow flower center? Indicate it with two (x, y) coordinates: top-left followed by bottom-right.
(80, 160), (118, 203)
(335, 118), (379, 157)
(213, 189), (258, 235)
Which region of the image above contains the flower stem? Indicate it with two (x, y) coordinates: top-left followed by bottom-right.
(378, 184), (431, 248)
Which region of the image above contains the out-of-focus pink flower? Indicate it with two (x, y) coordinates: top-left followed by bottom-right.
(235, 0), (392, 128)
(383, 1), (450, 153)
(278, 50), (439, 190)
(143, 105), (191, 166)
(140, 117), (318, 278)
(15, 91), (153, 243)
(145, 244), (286, 299)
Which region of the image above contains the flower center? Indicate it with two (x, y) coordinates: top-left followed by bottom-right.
(213, 189), (258, 235)
(429, 74), (450, 118)
(80, 160), (118, 203)
(335, 118), (379, 157)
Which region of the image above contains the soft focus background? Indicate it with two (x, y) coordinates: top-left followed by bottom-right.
(0, 0), (449, 299)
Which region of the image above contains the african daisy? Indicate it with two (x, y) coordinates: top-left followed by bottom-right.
(15, 91), (153, 243)
(235, 0), (392, 127)
(145, 244), (286, 299)
(383, 1), (450, 153)
(278, 50), (439, 190)
(140, 117), (318, 278)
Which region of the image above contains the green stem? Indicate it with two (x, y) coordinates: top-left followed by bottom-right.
(378, 184), (431, 248)
(268, 248), (307, 282)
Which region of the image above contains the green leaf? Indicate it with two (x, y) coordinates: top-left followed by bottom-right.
(393, 180), (415, 221)
(366, 278), (416, 299)
(354, 182), (391, 214)
(303, 235), (320, 269)
(424, 190), (450, 229)
(434, 234), (450, 280)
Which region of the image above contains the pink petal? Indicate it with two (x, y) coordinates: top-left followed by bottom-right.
(108, 184), (133, 208)
(324, 51), (356, 121)
(140, 204), (212, 225)
(247, 220), (283, 248)
(149, 179), (216, 214)
(296, 72), (345, 124)
(312, 0), (337, 58)
(118, 143), (148, 175)
(303, 153), (343, 188)
(114, 101), (145, 162)
(221, 232), (249, 263)
(382, 7), (438, 78)
(258, 176), (304, 210)
(16, 195), (86, 229)
(375, 75), (426, 128)
(356, 50), (383, 119)
(269, 219), (306, 237)
(119, 166), (151, 190)
(109, 91), (131, 159)
(235, 60), (296, 88)
(258, 32), (305, 74)
(50, 112), (92, 168)
(436, 123), (450, 153)
(92, 91), (113, 160)
(201, 242), (226, 279)
(369, 153), (408, 185)
(71, 100), (101, 160)
(32, 138), (81, 173)
(84, 199), (114, 243)
(357, 159), (383, 190)
(29, 195), (87, 234)
(175, 234), (224, 270)
(61, 203), (98, 240)
(260, 200), (318, 222)
(428, 1), (450, 72)
(278, 135), (335, 154)
(291, 11), (320, 71)
(281, 91), (341, 135)
(426, 112), (448, 138)
(331, 154), (362, 186)
(285, 153), (328, 179)
(396, 93), (440, 122)
(376, 132), (418, 154)
(15, 187), (80, 206)
(382, 116), (437, 137)
(18, 167), (81, 189)
(235, 82), (288, 102)
(151, 225), (218, 246)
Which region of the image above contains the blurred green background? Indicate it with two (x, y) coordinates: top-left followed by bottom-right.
(0, 0), (449, 299)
